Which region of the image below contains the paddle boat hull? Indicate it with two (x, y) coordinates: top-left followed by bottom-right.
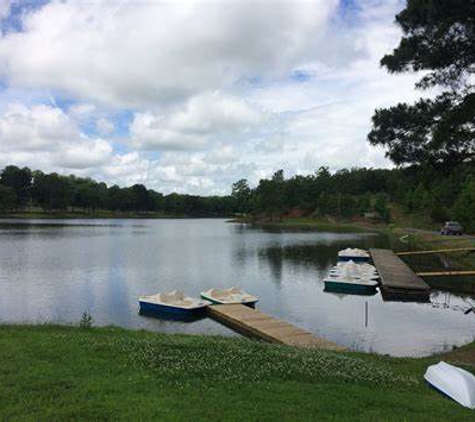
(138, 291), (210, 321)
(324, 279), (378, 295)
(323, 287), (377, 297)
(200, 293), (258, 307)
(139, 300), (208, 317)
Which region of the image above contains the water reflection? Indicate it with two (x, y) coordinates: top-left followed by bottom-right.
(0, 218), (474, 357)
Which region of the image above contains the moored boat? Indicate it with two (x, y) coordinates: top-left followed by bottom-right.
(324, 276), (379, 294)
(424, 361), (475, 409)
(201, 287), (258, 306)
(139, 290), (210, 317)
(338, 248), (370, 262)
(329, 260), (380, 281)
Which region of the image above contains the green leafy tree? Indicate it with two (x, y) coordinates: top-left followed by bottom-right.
(231, 179), (251, 214)
(0, 185), (16, 211)
(411, 184), (429, 210)
(368, 0), (475, 168)
(357, 193), (372, 214)
(255, 170), (286, 221)
(130, 184), (150, 212)
(0, 165), (32, 208)
(374, 193), (390, 223)
(453, 176), (475, 231)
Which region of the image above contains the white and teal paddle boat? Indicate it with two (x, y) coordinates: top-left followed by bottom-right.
(324, 260), (379, 294)
(139, 290), (210, 318)
(324, 276), (379, 295)
(201, 287), (258, 307)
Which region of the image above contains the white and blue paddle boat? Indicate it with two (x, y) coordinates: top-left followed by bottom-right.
(139, 290), (210, 319)
(338, 248), (370, 263)
(201, 287), (259, 307)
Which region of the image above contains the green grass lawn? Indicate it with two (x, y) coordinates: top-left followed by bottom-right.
(1, 325), (474, 420)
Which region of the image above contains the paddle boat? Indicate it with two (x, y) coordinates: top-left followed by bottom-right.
(329, 261), (380, 281)
(139, 290), (210, 318)
(324, 275), (379, 294)
(337, 248), (370, 263)
(425, 361), (475, 409)
(201, 287), (259, 307)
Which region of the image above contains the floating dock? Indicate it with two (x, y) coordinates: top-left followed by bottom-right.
(370, 248), (430, 302)
(208, 304), (344, 351)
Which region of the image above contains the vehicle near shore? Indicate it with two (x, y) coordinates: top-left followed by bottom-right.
(440, 221), (464, 236)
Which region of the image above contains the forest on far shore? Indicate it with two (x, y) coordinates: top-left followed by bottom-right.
(1, 163), (475, 231)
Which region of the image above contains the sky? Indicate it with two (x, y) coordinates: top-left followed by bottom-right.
(0, 0), (422, 195)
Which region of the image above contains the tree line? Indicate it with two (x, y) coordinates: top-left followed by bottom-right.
(1, 162), (475, 229)
(230, 164), (475, 231)
(0, 165), (234, 217)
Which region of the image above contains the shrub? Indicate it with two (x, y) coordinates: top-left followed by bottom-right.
(79, 312), (93, 330)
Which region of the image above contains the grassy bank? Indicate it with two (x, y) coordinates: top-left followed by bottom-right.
(390, 227), (475, 267)
(1, 325), (474, 420)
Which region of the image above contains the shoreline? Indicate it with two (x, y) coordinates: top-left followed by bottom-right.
(0, 212), (231, 220)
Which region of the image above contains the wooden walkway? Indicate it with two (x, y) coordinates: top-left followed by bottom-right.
(208, 304), (344, 351)
(396, 247), (475, 256)
(370, 248), (430, 302)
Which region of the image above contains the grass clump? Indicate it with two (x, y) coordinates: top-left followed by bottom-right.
(79, 312), (93, 330)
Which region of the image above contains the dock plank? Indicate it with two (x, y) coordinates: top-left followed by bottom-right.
(370, 248), (430, 301)
(208, 304), (344, 351)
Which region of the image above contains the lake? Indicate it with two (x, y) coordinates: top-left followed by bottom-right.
(0, 218), (474, 357)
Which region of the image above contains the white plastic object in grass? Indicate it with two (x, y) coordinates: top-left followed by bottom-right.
(424, 361), (475, 409)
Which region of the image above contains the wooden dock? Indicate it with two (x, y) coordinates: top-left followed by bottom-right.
(208, 304), (344, 351)
(370, 248), (430, 302)
(396, 247), (475, 256)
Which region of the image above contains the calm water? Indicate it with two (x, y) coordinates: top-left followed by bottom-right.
(0, 218), (474, 357)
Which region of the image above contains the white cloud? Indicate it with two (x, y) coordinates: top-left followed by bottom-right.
(96, 117), (114, 135)
(0, 103), (113, 170)
(68, 103), (96, 120)
(0, 0), (424, 195)
(0, 0), (351, 108)
(54, 139), (112, 169)
(0, 0), (15, 21)
(129, 91), (266, 150)
(206, 145), (238, 165)
(0, 103), (77, 151)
